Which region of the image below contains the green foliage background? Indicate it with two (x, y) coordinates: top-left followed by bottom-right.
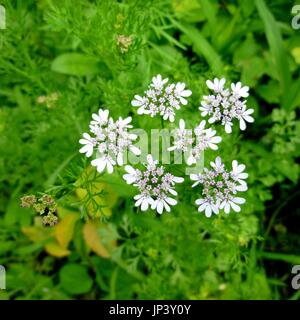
(0, 0), (300, 300)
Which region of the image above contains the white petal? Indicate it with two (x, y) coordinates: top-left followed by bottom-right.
(232, 160), (238, 170)
(106, 161), (114, 174)
(231, 202), (241, 212)
(168, 146), (177, 151)
(83, 133), (91, 140)
(244, 115), (254, 123)
(181, 89), (192, 97)
(239, 118), (246, 131)
(190, 174), (199, 181)
(233, 197), (246, 204)
(130, 145), (141, 155)
(206, 80), (214, 90)
(225, 123), (232, 134)
(216, 156), (222, 167)
(208, 143), (218, 150)
(236, 164), (246, 173)
(172, 176), (184, 183)
(141, 199), (149, 211)
(179, 119), (185, 130)
(135, 197), (143, 207)
(187, 155), (195, 166)
(239, 173), (248, 179)
(156, 201), (164, 214)
(123, 174), (136, 184)
(165, 197), (177, 206)
(235, 184), (248, 192)
(168, 188), (177, 196)
(195, 199), (205, 206)
(91, 159), (106, 173)
(224, 203), (230, 214)
(198, 203), (207, 212)
(117, 153), (123, 166)
(163, 201), (171, 212)
(125, 165), (136, 174)
(205, 205), (212, 217)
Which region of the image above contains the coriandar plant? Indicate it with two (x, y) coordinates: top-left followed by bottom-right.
(79, 75), (254, 217)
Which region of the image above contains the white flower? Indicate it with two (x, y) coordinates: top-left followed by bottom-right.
(200, 78), (254, 133)
(190, 173), (203, 187)
(123, 154), (184, 214)
(205, 128), (222, 150)
(90, 109), (109, 126)
(169, 119), (221, 165)
(150, 74), (168, 90)
(91, 155), (116, 174)
(236, 104), (254, 131)
(123, 165), (141, 184)
(206, 78), (226, 93)
(195, 198), (219, 218)
(199, 101), (212, 117)
(79, 133), (96, 157)
(162, 107), (176, 122)
(191, 156), (248, 217)
(151, 196), (177, 214)
(131, 95), (150, 115)
(231, 160), (248, 185)
(174, 82), (192, 105)
(224, 120), (233, 134)
(168, 119), (193, 153)
(220, 197), (245, 214)
(131, 74), (192, 122)
(134, 193), (155, 211)
(231, 82), (249, 98)
(79, 108), (140, 174)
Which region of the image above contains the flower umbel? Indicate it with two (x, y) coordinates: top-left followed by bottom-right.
(79, 108), (141, 174)
(131, 74), (192, 122)
(123, 154), (184, 214)
(20, 194), (58, 227)
(168, 119), (222, 165)
(190, 156), (248, 217)
(199, 78), (254, 133)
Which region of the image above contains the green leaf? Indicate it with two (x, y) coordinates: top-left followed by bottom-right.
(275, 159), (299, 183)
(51, 53), (111, 77)
(173, 20), (224, 75)
(255, 0), (291, 107)
(259, 252), (300, 265)
(59, 264), (93, 295)
(256, 80), (280, 104)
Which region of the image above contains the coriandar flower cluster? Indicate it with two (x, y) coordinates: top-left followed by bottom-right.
(79, 75), (253, 217)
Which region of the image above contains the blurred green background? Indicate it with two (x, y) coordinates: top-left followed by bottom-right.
(0, 0), (300, 300)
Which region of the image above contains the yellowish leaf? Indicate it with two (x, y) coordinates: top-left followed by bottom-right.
(57, 206), (78, 219)
(22, 226), (53, 242)
(76, 187), (113, 218)
(45, 242), (70, 257)
(83, 222), (110, 258)
(291, 47), (300, 64)
(75, 166), (119, 218)
(55, 213), (79, 249)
